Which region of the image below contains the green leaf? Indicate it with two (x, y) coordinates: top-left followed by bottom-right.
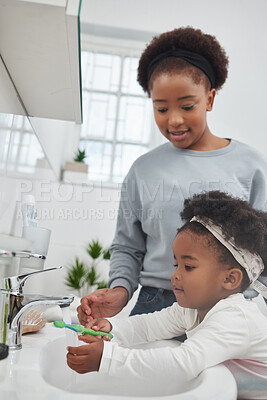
(97, 280), (107, 289)
(86, 266), (100, 286)
(74, 149), (87, 163)
(65, 240), (111, 292)
(65, 258), (87, 290)
(102, 248), (110, 260)
(87, 240), (102, 259)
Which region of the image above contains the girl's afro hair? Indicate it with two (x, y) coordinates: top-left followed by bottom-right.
(138, 26), (229, 94)
(179, 190), (267, 277)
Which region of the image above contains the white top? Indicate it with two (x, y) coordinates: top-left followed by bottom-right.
(99, 294), (267, 399)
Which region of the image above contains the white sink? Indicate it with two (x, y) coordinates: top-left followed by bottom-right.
(39, 333), (238, 400)
(0, 324), (237, 400)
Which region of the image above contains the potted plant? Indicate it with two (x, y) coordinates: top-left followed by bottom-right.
(63, 148), (89, 183)
(65, 239), (110, 298)
(64, 258), (88, 298)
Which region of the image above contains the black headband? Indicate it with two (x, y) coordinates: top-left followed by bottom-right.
(146, 49), (216, 89)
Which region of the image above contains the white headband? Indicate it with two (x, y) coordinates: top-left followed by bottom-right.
(190, 216), (267, 299)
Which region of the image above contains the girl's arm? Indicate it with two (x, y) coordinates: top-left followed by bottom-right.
(67, 301), (187, 375)
(100, 307), (249, 381)
(110, 303), (187, 347)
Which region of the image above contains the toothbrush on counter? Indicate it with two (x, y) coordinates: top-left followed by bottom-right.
(51, 320), (113, 339)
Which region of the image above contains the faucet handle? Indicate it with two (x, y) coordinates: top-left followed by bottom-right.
(0, 266), (63, 292)
(0, 249), (46, 260)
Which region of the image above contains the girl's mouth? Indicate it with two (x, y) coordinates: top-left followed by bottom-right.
(168, 130), (189, 140)
(173, 287), (184, 295)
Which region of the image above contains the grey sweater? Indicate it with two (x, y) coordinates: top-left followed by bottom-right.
(109, 140), (267, 299)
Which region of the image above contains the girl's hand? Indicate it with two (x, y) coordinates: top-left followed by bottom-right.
(67, 335), (104, 374)
(85, 318), (112, 340)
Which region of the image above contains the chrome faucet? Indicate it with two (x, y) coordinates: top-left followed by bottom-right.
(0, 266), (74, 350)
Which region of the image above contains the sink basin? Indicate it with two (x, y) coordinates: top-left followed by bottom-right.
(39, 334), (238, 399)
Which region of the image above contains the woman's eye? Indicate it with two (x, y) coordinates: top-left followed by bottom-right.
(173, 263), (178, 269)
(182, 105), (194, 111)
(185, 265), (195, 271)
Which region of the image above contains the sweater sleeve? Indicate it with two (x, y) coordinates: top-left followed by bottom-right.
(99, 307), (250, 381)
(249, 155), (267, 212)
(108, 172), (146, 300)
(109, 304), (187, 347)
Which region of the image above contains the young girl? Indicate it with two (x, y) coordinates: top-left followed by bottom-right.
(68, 190), (267, 400)
(77, 27), (267, 324)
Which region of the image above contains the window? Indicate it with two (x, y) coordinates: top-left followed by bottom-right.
(0, 114), (45, 174)
(79, 50), (153, 183)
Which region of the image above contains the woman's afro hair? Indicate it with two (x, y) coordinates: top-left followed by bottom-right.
(179, 190), (267, 278)
(138, 26), (229, 94)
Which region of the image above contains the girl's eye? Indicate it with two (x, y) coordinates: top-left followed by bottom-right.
(157, 108), (168, 113)
(185, 265), (195, 271)
(173, 263), (178, 269)
(182, 105), (194, 111)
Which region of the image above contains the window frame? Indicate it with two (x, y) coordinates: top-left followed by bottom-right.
(79, 34), (159, 184)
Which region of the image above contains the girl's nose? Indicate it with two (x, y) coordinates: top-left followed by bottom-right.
(168, 111), (183, 128)
(172, 269), (181, 282)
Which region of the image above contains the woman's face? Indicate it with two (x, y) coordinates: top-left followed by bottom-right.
(150, 73), (216, 151)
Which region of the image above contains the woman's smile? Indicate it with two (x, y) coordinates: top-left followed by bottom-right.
(167, 129), (189, 141)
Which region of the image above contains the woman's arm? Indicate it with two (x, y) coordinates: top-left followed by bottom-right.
(108, 176), (146, 300)
(249, 154), (267, 212)
(77, 171), (147, 322)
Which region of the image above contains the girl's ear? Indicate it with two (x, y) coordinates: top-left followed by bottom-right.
(206, 88), (216, 111)
(222, 268), (243, 290)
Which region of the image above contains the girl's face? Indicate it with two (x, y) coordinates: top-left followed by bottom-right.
(150, 73), (216, 151)
(171, 230), (228, 321)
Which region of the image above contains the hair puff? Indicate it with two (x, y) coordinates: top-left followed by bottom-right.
(138, 26), (229, 94)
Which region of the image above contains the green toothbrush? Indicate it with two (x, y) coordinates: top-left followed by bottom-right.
(51, 320), (113, 339)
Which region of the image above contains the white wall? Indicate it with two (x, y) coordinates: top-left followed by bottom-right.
(1, 0), (267, 299)
(0, 175), (120, 295)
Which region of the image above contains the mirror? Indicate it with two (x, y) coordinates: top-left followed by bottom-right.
(0, 113), (53, 178)
(0, 0), (82, 180)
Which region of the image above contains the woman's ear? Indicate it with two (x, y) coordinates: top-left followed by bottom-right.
(206, 88), (216, 111)
(222, 268), (243, 291)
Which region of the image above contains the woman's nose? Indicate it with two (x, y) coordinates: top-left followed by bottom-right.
(168, 111), (183, 128)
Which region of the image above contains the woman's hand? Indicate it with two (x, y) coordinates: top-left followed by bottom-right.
(66, 335), (104, 374)
(77, 287), (128, 325)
